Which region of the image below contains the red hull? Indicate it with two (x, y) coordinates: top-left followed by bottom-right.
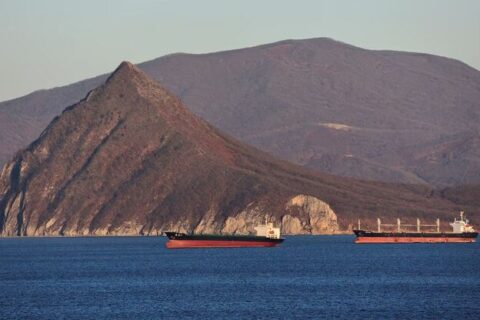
(166, 239), (281, 249)
(355, 237), (476, 244)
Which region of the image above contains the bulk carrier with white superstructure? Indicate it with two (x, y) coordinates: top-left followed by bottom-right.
(354, 212), (478, 244)
(165, 218), (284, 249)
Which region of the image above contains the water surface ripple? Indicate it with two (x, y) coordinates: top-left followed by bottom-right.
(1, 236), (479, 319)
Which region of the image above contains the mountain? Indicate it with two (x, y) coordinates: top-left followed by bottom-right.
(0, 62), (470, 236)
(1, 38), (480, 187)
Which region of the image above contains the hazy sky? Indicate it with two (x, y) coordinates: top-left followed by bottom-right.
(0, 0), (479, 102)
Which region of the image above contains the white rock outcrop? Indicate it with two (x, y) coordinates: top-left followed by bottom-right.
(284, 194), (339, 234)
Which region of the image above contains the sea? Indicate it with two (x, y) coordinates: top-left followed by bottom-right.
(1, 236), (479, 320)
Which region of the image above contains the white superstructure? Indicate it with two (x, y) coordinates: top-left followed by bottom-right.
(450, 211), (476, 233)
(254, 217), (281, 239)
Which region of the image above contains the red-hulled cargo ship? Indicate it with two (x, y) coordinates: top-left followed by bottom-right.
(165, 221), (284, 249)
(354, 212), (478, 244)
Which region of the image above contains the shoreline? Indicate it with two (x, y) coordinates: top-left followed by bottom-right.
(0, 232), (353, 239)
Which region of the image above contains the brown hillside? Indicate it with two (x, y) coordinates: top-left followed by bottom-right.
(0, 62), (474, 236)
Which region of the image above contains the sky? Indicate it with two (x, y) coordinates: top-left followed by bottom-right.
(0, 0), (479, 102)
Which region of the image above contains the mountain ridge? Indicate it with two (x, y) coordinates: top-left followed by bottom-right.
(1, 38), (480, 187)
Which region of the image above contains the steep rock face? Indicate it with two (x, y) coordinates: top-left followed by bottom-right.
(1, 38), (480, 186)
(285, 195), (338, 234)
(0, 61), (476, 236)
(222, 208), (267, 235)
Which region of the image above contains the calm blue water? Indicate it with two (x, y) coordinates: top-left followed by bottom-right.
(1, 236), (479, 319)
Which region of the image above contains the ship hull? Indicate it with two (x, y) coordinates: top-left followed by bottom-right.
(166, 239), (283, 249)
(354, 230), (478, 244)
(164, 232), (284, 249)
(355, 236), (476, 244)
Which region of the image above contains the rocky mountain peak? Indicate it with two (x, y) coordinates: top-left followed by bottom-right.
(80, 61), (202, 136)
(104, 61), (149, 86)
